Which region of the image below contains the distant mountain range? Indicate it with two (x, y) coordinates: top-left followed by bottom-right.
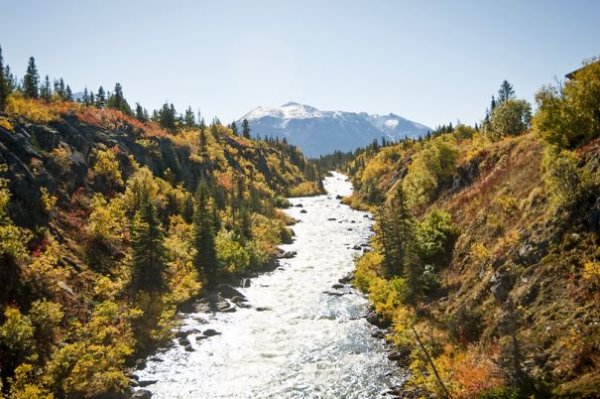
(237, 102), (430, 157)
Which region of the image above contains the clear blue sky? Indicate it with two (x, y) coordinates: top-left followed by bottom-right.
(1, 0), (599, 128)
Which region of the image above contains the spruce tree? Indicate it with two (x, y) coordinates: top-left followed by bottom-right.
(40, 75), (51, 102)
(65, 85), (73, 101)
(0, 45), (8, 110)
(96, 86), (106, 108)
(82, 87), (89, 105)
(192, 180), (218, 279)
(231, 121), (238, 136)
(130, 196), (167, 292)
(135, 102), (148, 121)
(242, 118), (251, 139)
(107, 82), (132, 115)
(183, 106), (195, 128)
(23, 56), (39, 98)
(497, 80), (515, 103)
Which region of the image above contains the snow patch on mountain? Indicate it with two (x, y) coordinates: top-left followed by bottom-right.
(238, 102), (430, 157)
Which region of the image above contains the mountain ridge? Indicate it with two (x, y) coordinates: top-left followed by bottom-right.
(238, 102), (430, 157)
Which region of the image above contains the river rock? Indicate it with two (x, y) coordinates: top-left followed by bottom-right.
(138, 380), (158, 388)
(295, 203), (303, 207)
(178, 337), (191, 346)
(300, 209), (307, 214)
(184, 344), (195, 352)
(135, 359), (146, 370)
(203, 329), (221, 337)
(328, 217), (336, 221)
(277, 251), (297, 259)
(338, 273), (353, 284)
(217, 284), (245, 299)
(255, 306), (271, 312)
(130, 389), (152, 399)
(231, 295), (248, 304)
(366, 309), (391, 329)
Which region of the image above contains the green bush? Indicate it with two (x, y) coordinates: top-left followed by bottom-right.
(484, 99), (532, 140)
(534, 59), (600, 149)
(417, 210), (460, 269)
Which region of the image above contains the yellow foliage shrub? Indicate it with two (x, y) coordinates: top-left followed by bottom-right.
(5, 93), (58, 123)
(0, 116), (14, 131)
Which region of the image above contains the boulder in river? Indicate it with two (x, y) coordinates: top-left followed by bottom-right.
(130, 389), (152, 399)
(138, 380), (158, 388)
(217, 284), (245, 300)
(366, 309), (391, 329)
(277, 251), (297, 259)
(203, 329), (221, 337)
(300, 209), (307, 214)
(331, 283), (344, 289)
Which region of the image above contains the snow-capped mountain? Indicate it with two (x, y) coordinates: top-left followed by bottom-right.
(238, 102), (430, 157)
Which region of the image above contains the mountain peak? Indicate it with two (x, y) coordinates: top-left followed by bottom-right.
(238, 103), (430, 157)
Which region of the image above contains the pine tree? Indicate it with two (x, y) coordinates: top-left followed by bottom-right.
(497, 80), (515, 103)
(82, 87), (89, 105)
(158, 102), (176, 130)
(0, 45), (9, 110)
(54, 78), (66, 99)
(183, 106), (195, 128)
(135, 102), (148, 121)
(199, 127), (209, 165)
(192, 180), (218, 279)
(490, 95), (497, 112)
(230, 121), (238, 136)
(130, 196), (167, 292)
(96, 86), (106, 108)
(65, 85), (73, 101)
(40, 75), (51, 102)
(23, 56), (39, 98)
(242, 118), (251, 139)
(107, 82), (132, 115)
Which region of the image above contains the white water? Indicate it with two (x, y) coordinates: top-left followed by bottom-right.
(136, 172), (402, 398)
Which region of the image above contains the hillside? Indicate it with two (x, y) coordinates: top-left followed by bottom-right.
(341, 61), (600, 398)
(238, 102), (430, 157)
(0, 91), (322, 398)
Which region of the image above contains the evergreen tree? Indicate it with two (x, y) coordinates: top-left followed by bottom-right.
(230, 121), (238, 136)
(40, 75), (51, 102)
(54, 78), (66, 99)
(498, 80), (515, 103)
(130, 196), (167, 292)
(82, 87), (89, 105)
(4, 65), (16, 92)
(65, 85), (73, 101)
(490, 95), (497, 112)
(106, 82), (132, 115)
(183, 106), (195, 128)
(135, 102), (148, 121)
(158, 102), (176, 130)
(242, 118), (251, 139)
(89, 91), (95, 105)
(23, 56), (39, 98)
(96, 86), (106, 108)
(0, 45), (9, 110)
(192, 180), (218, 279)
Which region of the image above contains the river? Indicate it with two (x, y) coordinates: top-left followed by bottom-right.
(135, 171), (402, 398)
